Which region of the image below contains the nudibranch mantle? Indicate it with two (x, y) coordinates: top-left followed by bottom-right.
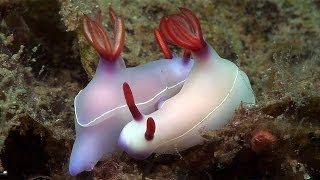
(118, 8), (256, 159)
(69, 8), (193, 176)
(74, 54), (192, 127)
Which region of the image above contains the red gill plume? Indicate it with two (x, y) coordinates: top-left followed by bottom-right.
(159, 8), (205, 51)
(82, 7), (125, 61)
(154, 28), (172, 59)
(154, 27), (191, 61)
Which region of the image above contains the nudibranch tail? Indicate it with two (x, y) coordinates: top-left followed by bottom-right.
(159, 8), (205, 51)
(82, 8), (125, 61)
(145, 117), (156, 141)
(123, 82), (143, 120)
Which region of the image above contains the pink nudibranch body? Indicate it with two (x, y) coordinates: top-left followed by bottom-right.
(118, 8), (256, 159)
(69, 8), (193, 176)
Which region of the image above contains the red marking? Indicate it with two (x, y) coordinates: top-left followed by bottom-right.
(145, 117), (156, 141)
(123, 82), (142, 120)
(154, 28), (172, 59)
(82, 8), (125, 61)
(159, 8), (205, 51)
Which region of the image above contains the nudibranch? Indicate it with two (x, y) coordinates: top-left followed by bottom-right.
(69, 8), (194, 176)
(118, 8), (256, 159)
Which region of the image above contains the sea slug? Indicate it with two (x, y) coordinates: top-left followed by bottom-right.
(69, 8), (193, 176)
(118, 8), (256, 159)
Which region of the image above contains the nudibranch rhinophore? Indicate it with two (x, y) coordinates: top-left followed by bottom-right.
(118, 8), (256, 159)
(69, 8), (194, 176)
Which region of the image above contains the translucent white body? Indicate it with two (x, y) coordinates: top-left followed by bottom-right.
(118, 44), (256, 159)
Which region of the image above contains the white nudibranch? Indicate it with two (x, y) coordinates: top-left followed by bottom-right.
(118, 8), (256, 159)
(69, 8), (194, 176)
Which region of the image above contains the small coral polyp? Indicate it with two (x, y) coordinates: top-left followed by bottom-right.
(251, 130), (276, 153)
(118, 8), (255, 159)
(69, 8), (194, 176)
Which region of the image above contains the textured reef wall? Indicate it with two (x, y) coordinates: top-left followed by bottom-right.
(0, 0), (319, 179)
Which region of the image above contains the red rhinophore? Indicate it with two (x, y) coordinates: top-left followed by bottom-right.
(154, 28), (172, 59)
(122, 82), (143, 120)
(159, 8), (205, 51)
(82, 8), (125, 61)
(145, 117), (156, 141)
